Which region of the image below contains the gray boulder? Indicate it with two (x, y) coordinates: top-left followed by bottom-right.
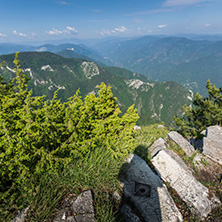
(203, 125), (222, 165)
(168, 131), (195, 157)
(149, 138), (167, 157)
(152, 148), (221, 219)
(12, 207), (29, 222)
(121, 154), (183, 222)
(53, 190), (95, 222)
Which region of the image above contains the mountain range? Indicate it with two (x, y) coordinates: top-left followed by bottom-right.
(0, 43), (111, 66)
(92, 36), (222, 96)
(0, 52), (192, 125)
(1, 35), (222, 96)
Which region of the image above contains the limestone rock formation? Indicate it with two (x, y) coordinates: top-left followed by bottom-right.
(121, 154), (183, 222)
(202, 125), (222, 165)
(168, 131), (195, 157)
(152, 148), (221, 219)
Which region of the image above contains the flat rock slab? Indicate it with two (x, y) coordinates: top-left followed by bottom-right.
(168, 131), (195, 157)
(121, 154), (183, 222)
(203, 125), (222, 165)
(152, 149), (221, 219)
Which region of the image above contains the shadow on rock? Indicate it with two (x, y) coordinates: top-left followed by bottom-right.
(118, 154), (183, 222)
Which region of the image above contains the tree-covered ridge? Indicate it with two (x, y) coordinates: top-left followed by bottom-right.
(174, 80), (222, 137)
(0, 51), (193, 125)
(0, 53), (139, 218)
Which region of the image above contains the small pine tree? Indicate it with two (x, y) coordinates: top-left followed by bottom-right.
(173, 80), (222, 138)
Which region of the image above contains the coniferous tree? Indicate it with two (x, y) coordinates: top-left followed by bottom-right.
(174, 80), (222, 138)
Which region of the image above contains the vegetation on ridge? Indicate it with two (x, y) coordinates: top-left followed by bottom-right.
(173, 80), (222, 138)
(0, 53), (139, 220)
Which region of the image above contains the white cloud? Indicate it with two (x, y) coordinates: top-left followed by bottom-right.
(46, 27), (78, 35)
(58, 1), (71, 5)
(164, 0), (211, 6)
(0, 33), (7, 37)
(64, 26), (78, 34)
(158, 24), (168, 29)
(100, 26), (127, 36)
(205, 24), (211, 27)
(13, 30), (27, 37)
(46, 28), (62, 35)
(114, 26), (127, 33)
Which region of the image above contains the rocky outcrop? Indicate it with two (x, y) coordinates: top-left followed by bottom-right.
(121, 154), (183, 222)
(202, 125), (222, 165)
(168, 131), (195, 157)
(152, 148), (221, 219)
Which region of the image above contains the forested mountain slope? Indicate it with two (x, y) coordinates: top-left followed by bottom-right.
(0, 52), (192, 125)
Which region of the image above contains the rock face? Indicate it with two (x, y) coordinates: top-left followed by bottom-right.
(203, 125), (222, 165)
(53, 190), (95, 222)
(152, 148), (221, 219)
(121, 154), (183, 222)
(168, 131), (195, 157)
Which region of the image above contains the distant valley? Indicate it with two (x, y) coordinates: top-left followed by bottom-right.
(91, 36), (222, 96)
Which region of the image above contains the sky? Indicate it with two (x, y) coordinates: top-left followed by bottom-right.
(0, 0), (222, 43)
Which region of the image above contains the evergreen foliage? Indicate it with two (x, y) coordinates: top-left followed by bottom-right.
(0, 53), (139, 219)
(173, 80), (222, 137)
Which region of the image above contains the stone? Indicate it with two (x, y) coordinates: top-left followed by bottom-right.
(72, 190), (94, 215)
(149, 138), (167, 157)
(168, 131), (195, 157)
(134, 125), (141, 130)
(12, 207), (29, 222)
(53, 190), (95, 222)
(152, 149), (221, 219)
(120, 204), (142, 222)
(121, 154), (183, 222)
(157, 124), (165, 128)
(202, 125), (222, 165)
(113, 191), (121, 202)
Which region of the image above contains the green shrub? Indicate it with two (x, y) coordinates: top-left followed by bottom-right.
(0, 53), (139, 219)
(173, 80), (222, 138)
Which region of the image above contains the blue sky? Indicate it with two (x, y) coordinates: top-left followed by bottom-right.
(0, 0), (222, 43)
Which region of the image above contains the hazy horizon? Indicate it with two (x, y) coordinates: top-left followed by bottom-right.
(0, 0), (222, 43)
